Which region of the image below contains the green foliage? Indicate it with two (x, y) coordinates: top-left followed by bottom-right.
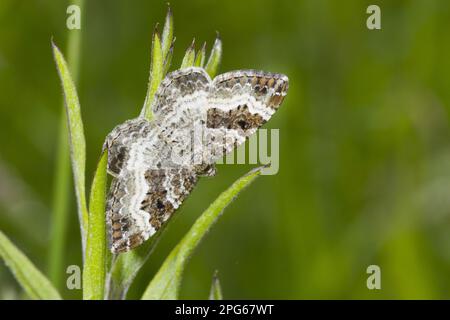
(0, 5), (247, 301)
(141, 167), (263, 300)
(52, 41), (88, 254)
(83, 152), (108, 300)
(142, 7), (174, 121)
(1, 1), (450, 300)
(195, 42), (206, 67)
(142, 30), (163, 121)
(48, 0), (84, 289)
(0, 4), (257, 299)
(48, 115), (71, 289)
(106, 7), (226, 300)
(106, 228), (167, 299)
(0, 231), (61, 300)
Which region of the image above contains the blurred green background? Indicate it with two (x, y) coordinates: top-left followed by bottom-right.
(1, 0), (450, 299)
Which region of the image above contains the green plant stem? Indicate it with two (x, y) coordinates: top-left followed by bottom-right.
(48, 0), (84, 289)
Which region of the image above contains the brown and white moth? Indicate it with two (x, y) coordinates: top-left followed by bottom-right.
(103, 67), (288, 253)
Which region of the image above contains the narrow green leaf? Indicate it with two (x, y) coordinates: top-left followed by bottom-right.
(141, 166), (263, 300)
(205, 34), (222, 78)
(0, 231), (62, 300)
(108, 6), (174, 299)
(163, 40), (175, 76)
(48, 0), (85, 289)
(52, 41), (88, 253)
(209, 270), (223, 300)
(106, 191), (185, 299)
(141, 29), (164, 121)
(161, 5), (173, 61)
(180, 39), (196, 69)
(83, 152), (108, 300)
(194, 42), (206, 67)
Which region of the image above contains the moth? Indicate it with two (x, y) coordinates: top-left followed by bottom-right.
(103, 67), (288, 253)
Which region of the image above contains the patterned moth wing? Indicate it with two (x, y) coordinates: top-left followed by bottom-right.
(204, 69), (289, 163)
(103, 118), (198, 253)
(104, 67), (288, 253)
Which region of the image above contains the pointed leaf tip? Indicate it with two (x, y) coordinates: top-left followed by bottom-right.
(83, 151), (108, 300)
(180, 39), (196, 69)
(195, 42), (206, 67)
(141, 25), (164, 120)
(0, 231), (62, 300)
(161, 5), (174, 60)
(205, 34), (222, 78)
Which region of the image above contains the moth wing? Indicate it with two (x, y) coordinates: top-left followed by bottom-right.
(147, 67), (215, 175)
(106, 168), (197, 254)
